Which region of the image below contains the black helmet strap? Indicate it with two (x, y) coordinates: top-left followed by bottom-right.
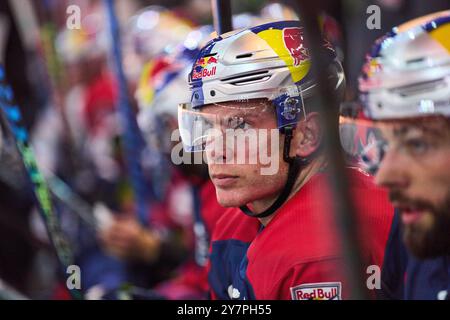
(239, 126), (306, 218)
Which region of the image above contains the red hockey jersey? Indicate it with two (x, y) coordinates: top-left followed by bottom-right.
(208, 168), (394, 300)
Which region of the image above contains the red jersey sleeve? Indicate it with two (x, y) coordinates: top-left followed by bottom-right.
(269, 258), (350, 300)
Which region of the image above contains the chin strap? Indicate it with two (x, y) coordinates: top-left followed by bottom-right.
(239, 126), (306, 219)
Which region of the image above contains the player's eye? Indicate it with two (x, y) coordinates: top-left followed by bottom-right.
(227, 116), (251, 130)
(402, 138), (430, 156)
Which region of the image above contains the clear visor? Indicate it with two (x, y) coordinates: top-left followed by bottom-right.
(178, 99), (281, 152)
(339, 116), (387, 175)
(340, 111), (450, 175)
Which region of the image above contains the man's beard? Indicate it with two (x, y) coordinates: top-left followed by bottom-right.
(390, 191), (450, 259)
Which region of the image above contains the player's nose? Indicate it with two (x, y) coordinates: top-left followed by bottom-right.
(375, 149), (409, 190)
(205, 133), (232, 164)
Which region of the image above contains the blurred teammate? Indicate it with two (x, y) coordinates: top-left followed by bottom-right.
(101, 27), (225, 299)
(178, 20), (395, 300)
(46, 9), (191, 298)
(344, 11), (450, 300)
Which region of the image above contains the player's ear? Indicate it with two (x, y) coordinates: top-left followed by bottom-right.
(292, 112), (323, 158)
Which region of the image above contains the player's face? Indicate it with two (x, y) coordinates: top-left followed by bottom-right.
(201, 101), (289, 209)
(375, 117), (450, 258)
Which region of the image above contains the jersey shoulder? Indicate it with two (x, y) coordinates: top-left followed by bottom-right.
(347, 167), (396, 269)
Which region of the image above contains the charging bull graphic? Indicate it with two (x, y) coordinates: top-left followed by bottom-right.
(254, 25), (312, 84)
(282, 27), (309, 66)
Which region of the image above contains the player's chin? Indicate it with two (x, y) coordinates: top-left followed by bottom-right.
(403, 212), (448, 259)
(215, 187), (254, 208)
(403, 226), (430, 258)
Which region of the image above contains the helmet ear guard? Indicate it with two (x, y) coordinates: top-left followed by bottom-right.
(273, 60), (345, 163)
(273, 63), (346, 131)
(273, 93), (305, 131)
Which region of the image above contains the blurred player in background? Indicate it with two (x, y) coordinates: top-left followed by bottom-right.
(342, 10), (450, 300)
(98, 25), (227, 299)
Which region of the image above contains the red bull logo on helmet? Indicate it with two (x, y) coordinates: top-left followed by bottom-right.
(254, 26), (312, 83)
(282, 27), (310, 66)
(196, 56), (218, 65)
(192, 56), (218, 80)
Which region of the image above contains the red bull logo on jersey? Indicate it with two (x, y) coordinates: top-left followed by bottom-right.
(192, 56), (218, 80)
(290, 282), (342, 300)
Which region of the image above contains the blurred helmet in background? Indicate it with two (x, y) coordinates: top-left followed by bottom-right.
(122, 5), (194, 81)
(339, 10), (450, 173)
(359, 10), (450, 120)
(55, 11), (109, 64)
(136, 25), (214, 157)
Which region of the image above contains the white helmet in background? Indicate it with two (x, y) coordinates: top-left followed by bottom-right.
(340, 11), (450, 174)
(124, 6), (193, 58)
(136, 26), (214, 155)
(359, 10), (450, 119)
(122, 6), (194, 82)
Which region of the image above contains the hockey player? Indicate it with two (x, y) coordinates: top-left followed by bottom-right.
(350, 11), (450, 300)
(178, 20), (395, 300)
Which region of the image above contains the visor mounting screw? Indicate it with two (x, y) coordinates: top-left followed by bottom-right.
(210, 90), (216, 97)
